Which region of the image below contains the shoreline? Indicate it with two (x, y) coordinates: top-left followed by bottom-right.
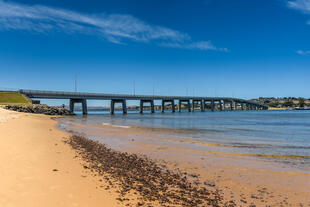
(58, 116), (310, 206)
(0, 108), (136, 207)
(1, 108), (310, 206)
(0, 108), (233, 207)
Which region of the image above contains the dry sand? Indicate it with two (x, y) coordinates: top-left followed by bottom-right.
(0, 108), (129, 207)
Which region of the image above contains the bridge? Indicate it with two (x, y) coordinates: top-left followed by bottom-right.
(19, 89), (268, 115)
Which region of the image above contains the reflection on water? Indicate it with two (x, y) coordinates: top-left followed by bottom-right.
(58, 110), (310, 170)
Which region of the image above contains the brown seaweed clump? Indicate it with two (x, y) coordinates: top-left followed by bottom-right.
(65, 135), (236, 207)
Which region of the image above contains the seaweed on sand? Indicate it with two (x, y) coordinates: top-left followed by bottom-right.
(65, 135), (236, 207)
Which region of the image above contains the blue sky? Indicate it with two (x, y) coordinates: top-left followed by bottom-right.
(0, 0), (310, 103)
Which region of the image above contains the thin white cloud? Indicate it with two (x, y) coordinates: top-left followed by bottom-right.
(0, 0), (226, 51)
(296, 49), (310, 55)
(287, 0), (310, 25)
(287, 0), (310, 13)
(160, 41), (228, 51)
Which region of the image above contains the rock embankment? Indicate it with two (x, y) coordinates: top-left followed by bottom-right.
(4, 105), (74, 115)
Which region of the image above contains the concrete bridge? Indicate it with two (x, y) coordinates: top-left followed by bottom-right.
(20, 89), (268, 115)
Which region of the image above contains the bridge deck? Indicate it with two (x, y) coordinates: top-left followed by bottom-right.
(19, 89), (265, 107)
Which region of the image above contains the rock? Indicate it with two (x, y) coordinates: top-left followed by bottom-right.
(4, 104), (74, 116)
(64, 135), (235, 207)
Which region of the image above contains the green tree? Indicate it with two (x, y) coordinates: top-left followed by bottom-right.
(283, 101), (294, 108)
(269, 102), (279, 107)
(298, 97), (305, 107)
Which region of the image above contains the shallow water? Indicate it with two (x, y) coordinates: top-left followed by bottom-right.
(58, 110), (310, 171)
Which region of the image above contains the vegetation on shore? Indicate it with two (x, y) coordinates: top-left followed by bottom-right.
(252, 97), (310, 109)
(0, 91), (30, 105)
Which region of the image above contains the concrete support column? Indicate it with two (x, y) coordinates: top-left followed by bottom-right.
(230, 101), (234, 111)
(110, 100), (115, 115)
(192, 100), (195, 112)
(211, 100), (215, 112)
(69, 99), (87, 114)
(178, 100), (182, 112)
(201, 100), (205, 112)
(234, 102), (238, 110)
(110, 99), (126, 115)
(140, 100), (154, 114)
(219, 100), (223, 111)
(139, 100), (144, 114)
(69, 99), (74, 113)
(171, 100), (175, 113)
(122, 100), (127, 114)
(161, 100), (165, 113)
(82, 99), (87, 115)
(178, 100), (191, 112)
(151, 100), (155, 113)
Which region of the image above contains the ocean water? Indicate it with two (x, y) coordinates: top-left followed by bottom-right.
(58, 110), (310, 170)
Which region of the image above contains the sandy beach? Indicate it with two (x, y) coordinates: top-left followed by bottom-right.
(0, 108), (132, 207)
(1, 107), (310, 206)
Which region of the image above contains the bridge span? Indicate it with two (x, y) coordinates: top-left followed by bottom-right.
(20, 89), (268, 115)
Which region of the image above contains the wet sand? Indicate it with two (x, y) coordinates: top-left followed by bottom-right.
(63, 122), (310, 206)
(0, 108), (135, 207)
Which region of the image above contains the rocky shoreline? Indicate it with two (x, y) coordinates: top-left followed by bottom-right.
(4, 104), (74, 115)
(65, 135), (236, 207)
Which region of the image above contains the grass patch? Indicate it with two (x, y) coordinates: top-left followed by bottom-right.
(0, 92), (30, 105)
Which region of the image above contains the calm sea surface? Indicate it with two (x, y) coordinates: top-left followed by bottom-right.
(58, 110), (310, 170)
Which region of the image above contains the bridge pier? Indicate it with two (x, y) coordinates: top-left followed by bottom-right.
(192, 100), (195, 112)
(241, 103), (245, 110)
(230, 100), (234, 111)
(82, 99), (87, 115)
(191, 100), (205, 112)
(69, 98), (87, 115)
(211, 100), (215, 111)
(205, 100), (213, 111)
(110, 99), (127, 115)
(162, 99), (175, 113)
(140, 100), (155, 114)
(172, 100), (175, 112)
(179, 100), (191, 112)
(178, 100), (181, 112)
(234, 102), (238, 110)
(247, 103), (251, 110)
(251, 104), (254, 110)
(219, 100), (223, 111)
(201, 100), (205, 112)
